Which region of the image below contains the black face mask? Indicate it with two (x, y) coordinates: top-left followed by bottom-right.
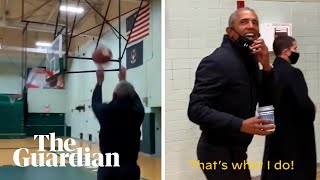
(231, 28), (254, 50)
(289, 52), (299, 64)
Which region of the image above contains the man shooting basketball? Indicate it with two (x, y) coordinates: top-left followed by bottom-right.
(92, 65), (145, 180)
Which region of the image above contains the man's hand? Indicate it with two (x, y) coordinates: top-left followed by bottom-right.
(250, 39), (272, 71)
(96, 65), (104, 85)
(119, 66), (126, 81)
(240, 116), (275, 135)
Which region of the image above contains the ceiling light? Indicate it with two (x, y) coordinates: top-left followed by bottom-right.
(60, 5), (84, 13)
(36, 42), (51, 47)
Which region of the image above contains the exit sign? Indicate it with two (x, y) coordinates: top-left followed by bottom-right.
(237, 1), (245, 9)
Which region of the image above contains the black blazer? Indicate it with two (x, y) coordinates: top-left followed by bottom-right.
(261, 57), (316, 180)
(272, 57), (315, 122)
(188, 35), (274, 147)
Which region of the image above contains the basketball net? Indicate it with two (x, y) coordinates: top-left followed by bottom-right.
(8, 94), (22, 104)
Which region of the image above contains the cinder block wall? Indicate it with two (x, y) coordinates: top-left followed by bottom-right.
(165, 0), (320, 179)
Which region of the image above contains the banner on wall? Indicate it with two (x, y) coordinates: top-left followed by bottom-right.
(126, 4), (150, 45)
(126, 41), (143, 70)
(26, 68), (64, 89)
(26, 68), (48, 88)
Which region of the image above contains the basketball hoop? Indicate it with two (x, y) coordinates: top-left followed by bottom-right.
(47, 70), (54, 77)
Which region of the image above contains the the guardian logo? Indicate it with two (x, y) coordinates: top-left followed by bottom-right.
(13, 133), (120, 167)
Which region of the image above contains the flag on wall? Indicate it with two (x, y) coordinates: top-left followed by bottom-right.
(126, 4), (150, 45)
(26, 68), (46, 88)
(126, 41), (143, 69)
(26, 68), (64, 89)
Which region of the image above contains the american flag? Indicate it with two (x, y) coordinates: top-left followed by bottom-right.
(126, 4), (150, 44)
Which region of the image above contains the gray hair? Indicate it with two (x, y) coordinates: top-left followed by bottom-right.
(114, 80), (136, 99)
(228, 7), (257, 27)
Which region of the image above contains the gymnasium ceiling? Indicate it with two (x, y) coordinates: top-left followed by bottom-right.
(0, 0), (148, 62)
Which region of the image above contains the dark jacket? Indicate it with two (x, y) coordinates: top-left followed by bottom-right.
(188, 35), (274, 148)
(261, 57), (316, 180)
(92, 84), (145, 163)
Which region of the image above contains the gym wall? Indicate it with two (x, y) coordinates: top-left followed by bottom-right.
(0, 60), (24, 94)
(65, 0), (161, 156)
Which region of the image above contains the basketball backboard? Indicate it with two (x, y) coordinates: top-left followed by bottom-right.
(46, 34), (63, 80)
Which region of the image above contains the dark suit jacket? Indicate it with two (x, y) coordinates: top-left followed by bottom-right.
(92, 84), (145, 163)
(261, 57), (316, 180)
(188, 35), (274, 148)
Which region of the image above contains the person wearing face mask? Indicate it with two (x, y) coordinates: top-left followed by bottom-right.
(261, 36), (316, 180)
(188, 7), (275, 180)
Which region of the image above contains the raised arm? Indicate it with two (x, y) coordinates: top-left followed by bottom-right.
(188, 56), (274, 135)
(119, 66), (126, 81)
(92, 65), (108, 121)
(259, 69), (275, 107)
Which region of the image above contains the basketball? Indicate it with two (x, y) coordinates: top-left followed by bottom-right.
(92, 48), (112, 64)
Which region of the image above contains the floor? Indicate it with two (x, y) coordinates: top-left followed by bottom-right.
(252, 170), (320, 180)
(0, 137), (161, 180)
